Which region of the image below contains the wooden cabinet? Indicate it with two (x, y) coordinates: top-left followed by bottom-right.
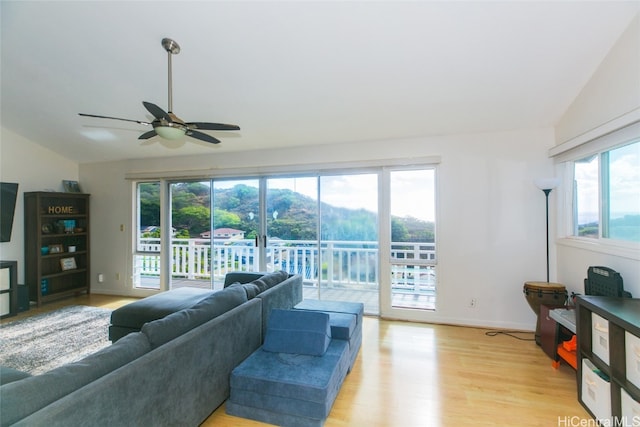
(576, 295), (640, 423)
(24, 192), (90, 306)
(0, 260), (17, 318)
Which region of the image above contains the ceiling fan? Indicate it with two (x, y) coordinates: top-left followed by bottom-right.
(79, 38), (239, 144)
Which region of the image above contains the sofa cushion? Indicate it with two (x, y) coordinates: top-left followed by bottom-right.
(228, 281), (261, 300)
(224, 272), (267, 287)
(111, 287), (215, 330)
(243, 283), (261, 299)
(229, 339), (350, 421)
(249, 270), (289, 294)
(295, 299), (364, 327)
(259, 270), (289, 289)
(142, 285), (248, 348)
(0, 366), (31, 385)
(324, 312), (357, 340)
(263, 309), (331, 356)
(0, 331), (151, 426)
(251, 278), (270, 293)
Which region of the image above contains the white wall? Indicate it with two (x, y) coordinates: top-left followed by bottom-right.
(0, 127), (79, 278)
(81, 127), (556, 330)
(553, 14), (640, 299)
(555, 13), (640, 144)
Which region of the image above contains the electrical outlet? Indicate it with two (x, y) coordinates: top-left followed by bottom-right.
(469, 298), (477, 308)
(120, 224), (124, 231)
(116, 273), (121, 281)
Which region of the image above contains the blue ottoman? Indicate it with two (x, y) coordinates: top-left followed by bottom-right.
(227, 340), (349, 427)
(227, 309), (350, 427)
(294, 300), (364, 371)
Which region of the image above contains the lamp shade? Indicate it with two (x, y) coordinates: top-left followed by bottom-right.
(534, 178), (560, 191)
(155, 125), (186, 140)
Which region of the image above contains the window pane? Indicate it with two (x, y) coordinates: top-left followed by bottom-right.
(320, 174), (379, 315)
(212, 179), (260, 276)
(389, 169), (436, 311)
(134, 182), (161, 289)
(574, 155), (599, 238)
(605, 141), (640, 242)
(170, 181), (213, 290)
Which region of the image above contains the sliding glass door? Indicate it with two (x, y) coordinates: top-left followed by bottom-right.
(265, 177), (319, 282)
(169, 181), (214, 290)
(318, 174), (379, 314)
(132, 166), (436, 317)
(382, 168), (437, 315)
(211, 179), (260, 286)
(133, 181), (162, 290)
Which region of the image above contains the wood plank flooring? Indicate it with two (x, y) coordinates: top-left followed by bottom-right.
(2, 295), (590, 426)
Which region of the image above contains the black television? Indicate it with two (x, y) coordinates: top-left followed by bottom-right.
(0, 182), (19, 242)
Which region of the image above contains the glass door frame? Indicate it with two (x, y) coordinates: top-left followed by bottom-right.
(379, 166), (438, 321)
(132, 161), (438, 320)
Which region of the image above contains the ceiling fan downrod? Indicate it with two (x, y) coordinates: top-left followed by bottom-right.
(162, 38), (180, 114)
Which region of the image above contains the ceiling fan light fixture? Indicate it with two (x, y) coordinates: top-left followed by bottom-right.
(155, 125), (186, 140)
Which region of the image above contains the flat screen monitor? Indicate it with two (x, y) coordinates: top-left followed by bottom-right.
(0, 182), (19, 242)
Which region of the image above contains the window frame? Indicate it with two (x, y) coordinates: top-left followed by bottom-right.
(556, 123), (640, 260)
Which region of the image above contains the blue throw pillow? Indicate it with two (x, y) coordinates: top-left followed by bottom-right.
(263, 309), (331, 356)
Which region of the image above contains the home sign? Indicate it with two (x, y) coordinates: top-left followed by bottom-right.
(47, 206), (75, 214)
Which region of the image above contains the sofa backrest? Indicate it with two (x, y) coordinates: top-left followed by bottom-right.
(224, 270), (290, 289)
(0, 331), (151, 426)
(224, 271), (267, 287)
(16, 298), (263, 427)
(141, 285), (248, 349)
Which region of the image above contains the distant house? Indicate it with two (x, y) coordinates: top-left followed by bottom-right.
(199, 228), (245, 240)
(141, 226), (177, 236)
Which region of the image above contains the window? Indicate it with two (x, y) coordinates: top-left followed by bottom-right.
(130, 159), (439, 319)
(134, 182), (162, 289)
(573, 140), (640, 243)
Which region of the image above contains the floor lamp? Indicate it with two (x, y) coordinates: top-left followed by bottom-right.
(534, 178), (560, 282)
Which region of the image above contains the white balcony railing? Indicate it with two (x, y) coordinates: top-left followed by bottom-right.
(135, 238), (436, 292)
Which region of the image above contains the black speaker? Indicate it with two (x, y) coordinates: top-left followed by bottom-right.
(17, 285), (29, 312)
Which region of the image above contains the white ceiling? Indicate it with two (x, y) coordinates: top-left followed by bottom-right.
(1, 1), (638, 164)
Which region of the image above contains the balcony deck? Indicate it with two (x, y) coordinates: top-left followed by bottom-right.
(161, 277), (436, 315)
(136, 238), (437, 314)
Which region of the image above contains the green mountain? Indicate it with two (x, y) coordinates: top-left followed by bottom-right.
(141, 182), (434, 242)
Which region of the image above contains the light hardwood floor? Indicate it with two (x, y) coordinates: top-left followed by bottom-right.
(3, 295), (590, 426)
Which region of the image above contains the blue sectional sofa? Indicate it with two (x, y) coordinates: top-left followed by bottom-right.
(0, 271), (302, 427)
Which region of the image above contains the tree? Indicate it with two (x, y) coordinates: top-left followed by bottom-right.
(213, 208), (241, 229)
(139, 183), (160, 227)
(391, 218), (409, 241)
(140, 182), (436, 242)
(173, 206), (210, 237)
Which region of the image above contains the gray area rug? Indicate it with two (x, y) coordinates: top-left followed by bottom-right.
(0, 305), (111, 375)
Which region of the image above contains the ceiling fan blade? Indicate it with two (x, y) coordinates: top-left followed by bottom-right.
(78, 113), (151, 126)
(186, 122), (240, 131)
(186, 130), (221, 144)
(138, 130), (157, 140)
(142, 101), (172, 122)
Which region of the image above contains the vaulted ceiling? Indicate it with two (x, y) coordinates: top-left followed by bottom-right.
(1, 1), (638, 163)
